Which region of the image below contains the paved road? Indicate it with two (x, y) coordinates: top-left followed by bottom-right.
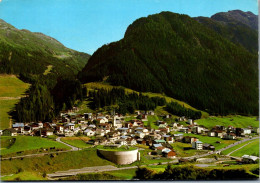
(56, 137), (81, 151)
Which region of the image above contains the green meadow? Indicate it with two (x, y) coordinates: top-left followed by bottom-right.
(195, 115), (258, 129)
(0, 75), (30, 130)
(1, 148), (115, 181)
(0, 136), (70, 156)
(230, 139), (259, 157)
(61, 137), (92, 148)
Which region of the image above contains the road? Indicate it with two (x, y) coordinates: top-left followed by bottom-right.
(56, 137), (81, 151)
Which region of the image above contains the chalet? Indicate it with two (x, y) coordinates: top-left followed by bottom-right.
(173, 134), (184, 141)
(117, 127), (129, 135)
(23, 126), (32, 135)
(12, 123), (24, 131)
(41, 128), (54, 136)
(55, 125), (64, 134)
(163, 149), (176, 158)
(95, 129), (106, 137)
(136, 138), (146, 145)
(208, 131), (215, 137)
(84, 129), (95, 136)
(126, 138), (137, 146)
(2, 128), (17, 136)
(192, 141), (203, 150)
(115, 139), (127, 146)
(97, 116), (108, 124)
(84, 113), (92, 120)
(223, 133), (236, 140)
(215, 131), (224, 138)
(203, 143), (215, 150)
(135, 131), (145, 138)
(242, 128), (251, 135)
(64, 123), (75, 131)
(182, 136), (197, 144)
(152, 143), (163, 150)
(163, 135), (174, 143)
(179, 127), (189, 133)
(31, 123), (40, 130)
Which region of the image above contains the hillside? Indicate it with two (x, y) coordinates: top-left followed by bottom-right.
(79, 11), (258, 116)
(195, 10), (258, 53)
(0, 19), (90, 81)
(0, 75), (30, 129)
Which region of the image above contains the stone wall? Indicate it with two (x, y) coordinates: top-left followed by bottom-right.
(97, 149), (139, 165)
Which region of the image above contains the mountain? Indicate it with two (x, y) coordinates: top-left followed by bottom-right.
(211, 10), (258, 30)
(0, 19), (90, 81)
(195, 10), (258, 53)
(79, 11), (258, 115)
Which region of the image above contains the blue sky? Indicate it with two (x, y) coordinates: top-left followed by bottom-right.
(0, 0), (258, 54)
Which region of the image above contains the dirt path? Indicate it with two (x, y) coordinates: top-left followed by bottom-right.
(0, 97), (21, 100)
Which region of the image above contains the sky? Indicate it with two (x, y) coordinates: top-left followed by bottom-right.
(0, 0), (258, 54)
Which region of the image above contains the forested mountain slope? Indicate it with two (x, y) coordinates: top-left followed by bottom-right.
(79, 11), (258, 115)
(0, 19), (90, 83)
(195, 10), (258, 53)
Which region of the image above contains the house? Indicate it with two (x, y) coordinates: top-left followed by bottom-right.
(97, 116), (108, 124)
(203, 143), (215, 150)
(65, 123), (75, 131)
(242, 155), (258, 164)
(188, 119), (193, 125)
(163, 135), (174, 143)
(115, 139), (127, 146)
(84, 129), (95, 136)
(84, 113), (92, 120)
(215, 131), (224, 138)
(2, 128), (17, 136)
(135, 131), (145, 138)
(182, 136), (197, 144)
(223, 133), (236, 140)
(242, 128), (251, 135)
(117, 127), (129, 135)
(113, 117), (123, 129)
(208, 131), (215, 137)
(23, 126), (32, 135)
(173, 134), (184, 141)
(179, 128), (189, 133)
(126, 138), (137, 146)
(95, 129), (106, 136)
(152, 143), (163, 150)
(162, 148), (176, 158)
(41, 128), (54, 136)
(12, 123), (24, 131)
(192, 141), (203, 150)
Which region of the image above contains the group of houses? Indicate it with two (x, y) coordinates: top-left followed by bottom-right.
(1, 111), (259, 158)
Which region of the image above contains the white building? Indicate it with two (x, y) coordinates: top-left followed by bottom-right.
(192, 141), (203, 150)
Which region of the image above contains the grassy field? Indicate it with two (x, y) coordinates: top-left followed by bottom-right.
(221, 139), (258, 155)
(84, 82), (208, 118)
(0, 100), (18, 129)
(61, 137), (92, 148)
(0, 136), (70, 156)
(179, 133), (237, 150)
(0, 75), (30, 130)
(230, 139), (259, 157)
(104, 168), (137, 180)
(195, 115), (259, 129)
(1, 171), (47, 181)
(1, 148), (115, 178)
(0, 75), (30, 97)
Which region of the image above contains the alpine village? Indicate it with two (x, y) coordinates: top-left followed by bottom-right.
(0, 9), (259, 181)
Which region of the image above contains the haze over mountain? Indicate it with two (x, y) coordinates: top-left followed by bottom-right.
(79, 11), (258, 115)
(0, 19), (90, 81)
